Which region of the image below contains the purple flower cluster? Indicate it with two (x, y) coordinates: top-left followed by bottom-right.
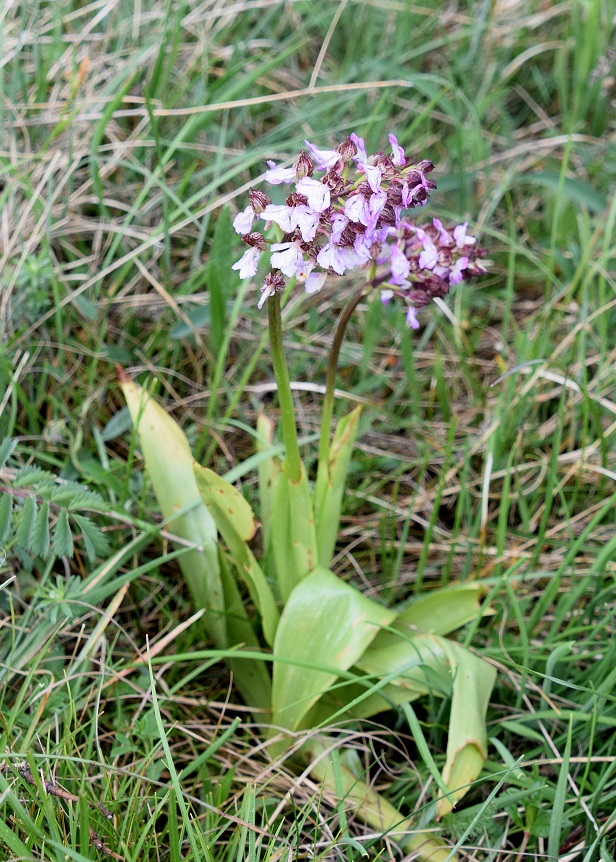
(232, 133), (487, 326)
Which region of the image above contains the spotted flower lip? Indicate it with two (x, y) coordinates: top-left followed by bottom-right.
(232, 133), (487, 325)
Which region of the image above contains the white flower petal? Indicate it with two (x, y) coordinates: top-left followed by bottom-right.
(389, 245), (410, 284)
(294, 205), (320, 242)
(453, 222), (476, 247)
(262, 204), (296, 233)
(270, 243), (304, 277)
(406, 307), (420, 329)
(305, 272), (327, 294)
(296, 177), (330, 212)
(257, 282), (277, 309)
(233, 206), (255, 235)
(231, 247), (260, 279)
(358, 162), (382, 193)
(389, 133), (406, 167)
(350, 133), (367, 163)
(265, 160), (297, 184)
(304, 140), (341, 169)
(344, 194), (369, 226)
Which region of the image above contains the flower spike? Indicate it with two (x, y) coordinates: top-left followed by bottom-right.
(232, 134), (487, 327)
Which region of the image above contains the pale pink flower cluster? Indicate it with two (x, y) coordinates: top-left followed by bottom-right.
(232, 134), (486, 325)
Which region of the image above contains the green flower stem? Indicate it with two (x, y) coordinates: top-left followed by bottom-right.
(268, 292), (302, 483)
(316, 285), (366, 478)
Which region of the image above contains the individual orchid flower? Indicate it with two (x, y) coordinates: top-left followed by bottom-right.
(261, 204), (297, 234)
(350, 132), (367, 163)
(232, 247), (261, 279)
(416, 229), (439, 270)
(233, 206), (256, 235)
(359, 162), (383, 194)
(270, 240), (306, 278)
(389, 133), (406, 167)
(389, 245), (411, 285)
(265, 160), (298, 184)
(453, 222), (477, 247)
(304, 140), (343, 170)
(296, 177), (330, 212)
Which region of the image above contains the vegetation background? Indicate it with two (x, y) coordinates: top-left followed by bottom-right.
(1, 0), (615, 860)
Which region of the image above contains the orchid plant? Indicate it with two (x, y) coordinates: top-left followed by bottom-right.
(120, 133), (493, 861)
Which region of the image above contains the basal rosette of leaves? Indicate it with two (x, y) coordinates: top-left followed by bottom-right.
(119, 135), (494, 861)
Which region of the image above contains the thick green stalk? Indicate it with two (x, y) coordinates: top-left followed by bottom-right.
(268, 293), (302, 483)
(316, 285), (365, 480)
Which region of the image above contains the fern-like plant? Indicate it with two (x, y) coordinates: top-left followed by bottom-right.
(0, 438), (110, 566)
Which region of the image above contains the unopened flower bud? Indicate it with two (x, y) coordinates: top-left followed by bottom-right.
(387, 182), (403, 207)
(417, 159), (435, 174)
(242, 231), (268, 250)
(406, 288), (432, 307)
(286, 192), (308, 207)
(414, 187), (428, 205)
(258, 270), (286, 309)
(337, 137), (358, 162)
(322, 169), (346, 195)
(264, 270), (285, 291)
(294, 151), (314, 179)
(405, 170), (422, 189)
(368, 240), (382, 259)
(373, 153), (395, 179)
(379, 204), (397, 226)
(248, 188), (271, 214)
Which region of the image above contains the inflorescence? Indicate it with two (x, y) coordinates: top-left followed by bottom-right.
(232, 133), (487, 327)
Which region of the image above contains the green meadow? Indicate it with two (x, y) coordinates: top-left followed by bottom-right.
(1, 1), (615, 860)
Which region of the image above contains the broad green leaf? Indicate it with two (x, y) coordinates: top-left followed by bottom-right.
(518, 170), (607, 213)
(101, 405), (133, 441)
(119, 372), (226, 647)
(73, 291), (99, 320)
(191, 464), (256, 542)
(356, 629), (453, 696)
(353, 622), (495, 816)
(437, 639), (496, 817)
(270, 462), (318, 602)
(395, 583), (493, 636)
(170, 303), (210, 338)
(272, 566), (395, 731)
(498, 720), (545, 742)
(314, 405), (362, 567)
(194, 462), (279, 647)
(309, 676), (423, 727)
